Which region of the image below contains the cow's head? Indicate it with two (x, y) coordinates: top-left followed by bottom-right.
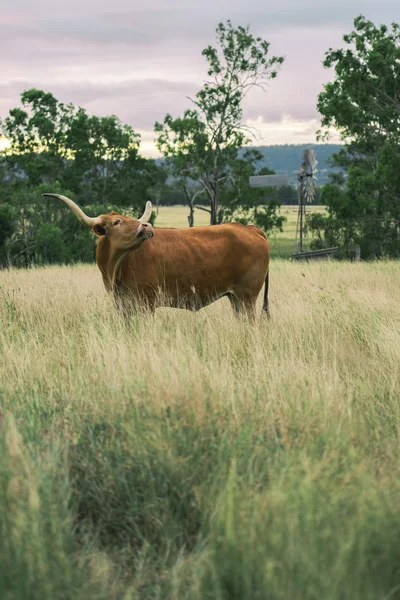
(42, 194), (154, 252)
(91, 211), (154, 251)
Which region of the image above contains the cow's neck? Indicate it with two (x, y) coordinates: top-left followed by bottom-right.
(96, 237), (131, 296)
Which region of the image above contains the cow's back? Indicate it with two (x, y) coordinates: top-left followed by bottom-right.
(119, 223), (269, 306)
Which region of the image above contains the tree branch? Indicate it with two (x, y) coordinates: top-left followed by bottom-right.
(194, 205), (212, 214)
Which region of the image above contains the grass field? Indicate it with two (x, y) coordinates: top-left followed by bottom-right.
(1, 259), (400, 599)
(155, 204), (327, 258)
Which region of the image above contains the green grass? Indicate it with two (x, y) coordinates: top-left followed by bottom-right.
(155, 204), (326, 258)
(1, 259), (400, 598)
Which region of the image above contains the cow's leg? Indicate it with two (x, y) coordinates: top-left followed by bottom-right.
(114, 288), (156, 319)
(228, 294), (240, 315)
(228, 294), (257, 321)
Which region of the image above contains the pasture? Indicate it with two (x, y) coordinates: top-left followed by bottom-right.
(1, 259), (400, 599)
(155, 204), (327, 258)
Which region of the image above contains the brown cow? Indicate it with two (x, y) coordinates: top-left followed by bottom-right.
(42, 194), (270, 317)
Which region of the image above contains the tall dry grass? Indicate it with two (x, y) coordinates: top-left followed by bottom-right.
(1, 260), (400, 599)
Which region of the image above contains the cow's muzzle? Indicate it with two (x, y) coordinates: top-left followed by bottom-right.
(136, 222), (154, 240)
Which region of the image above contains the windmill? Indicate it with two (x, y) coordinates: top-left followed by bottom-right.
(295, 148), (317, 253)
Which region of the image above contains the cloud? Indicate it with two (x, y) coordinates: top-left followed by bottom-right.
(0, 78), (199, 131)
(1, 0), (399, 153)
(3, 0), (398, 45)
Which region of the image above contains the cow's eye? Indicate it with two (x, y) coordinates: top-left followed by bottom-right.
(112, 219), (122, 226)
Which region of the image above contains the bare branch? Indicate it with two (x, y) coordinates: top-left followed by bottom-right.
(194, 205), (212, 214)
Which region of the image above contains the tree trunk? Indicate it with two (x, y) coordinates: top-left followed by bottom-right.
(183, 183), (196, 227)
(210, 189), (218, 225)
(210, 204), (217, 225)
(187, 203), (194, 227)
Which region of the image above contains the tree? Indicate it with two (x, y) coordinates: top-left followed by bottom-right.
(0, 204), (15, 264)
(1, 89), (162, 208)
(220, 151), (286, 234)
(35, 223), (65, 263)
(1, 89), (76, 187)
(314, 16), (400, 258)
(155, 21), (284, 225)
(0, 89), (165, 266)
(64, 108), (157, 206)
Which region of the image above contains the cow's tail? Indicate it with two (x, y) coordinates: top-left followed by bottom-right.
(263, 269), (270, 317)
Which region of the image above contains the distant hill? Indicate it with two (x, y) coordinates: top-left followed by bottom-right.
(241, 144), (343, 185)
(157, 144), (344, 187)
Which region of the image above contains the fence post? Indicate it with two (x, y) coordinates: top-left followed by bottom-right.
(354, 245), (361, 262)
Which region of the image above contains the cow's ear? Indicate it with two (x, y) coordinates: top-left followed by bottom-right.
(92, 223), (106, 237)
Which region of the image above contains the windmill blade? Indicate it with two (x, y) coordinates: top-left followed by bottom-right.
(303, 148), (317, 172)
(300, 147), (318, 204)
(296, 147), (319, 252)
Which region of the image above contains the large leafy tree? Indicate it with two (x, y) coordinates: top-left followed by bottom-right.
(1, 89), (162, 207)
(1, 89), (74, 187)
(155, 21), (284, 225)
(0, 89), (165, 265)
(63, 107), (163, 205)
(313, 16), (400, 258)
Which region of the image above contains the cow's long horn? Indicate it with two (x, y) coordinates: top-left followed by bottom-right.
(42, 193), (99, 227)
(139, 201), (152, 223)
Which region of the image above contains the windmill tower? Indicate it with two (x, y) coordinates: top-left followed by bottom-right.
(295, 148), (317, 253)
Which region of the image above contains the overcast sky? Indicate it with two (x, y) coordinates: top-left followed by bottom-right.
(1, 0), (399, 156)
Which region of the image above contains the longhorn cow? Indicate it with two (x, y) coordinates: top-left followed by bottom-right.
(42, 194), (270, 317)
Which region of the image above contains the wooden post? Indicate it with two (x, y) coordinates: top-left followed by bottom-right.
(354, 245), (361, 261)
(299, 179), (303, 253)
(296, 172), (305, 254)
